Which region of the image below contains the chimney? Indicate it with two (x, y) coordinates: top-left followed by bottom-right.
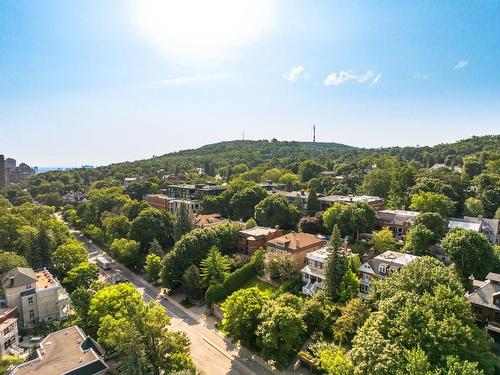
(467, 275), (475, 294)
(9, 277), (14, 288)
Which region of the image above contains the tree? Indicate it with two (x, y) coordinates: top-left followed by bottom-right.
(329, 224), (342, 250)
(51, 241), (88, 278)
(183, 265), (203, 301)
(0, 251), (28, 274)
(371, 228), (396, 255)
(261, 168), (283, 183)
(441, 228), (496, 280)
(462, 156), (483, 180)
(254, 194), (300, 230)
(464, 197), (485, 217)
(129, 207), (174, 251)
(333, 298), (370, 345)
(324, 249), (348, 300)
(245, 218), (257, 229)
(256, 294), (306, 366)
(323, 202), (376, 240)
(174, 203), (193, 241)
(299, 214), (323, 234)
(109, 238), (142, 268)
(222, 288), (268, 346)
(124, 199), (150, 221)
(337, 269), (360, 303)
(70, 281), (106, 327)
(306, 189), (320, 212)
(320, 347), (354, 375)
(279, 172), (300, 191)
(347, 255), (361, 273)
(230, 185), (267, 220)
(403, 224), (434, 256)
(31, 226), (55, 269)
(414, 212), (446, 241)
(63, 262), (99, 292)
(145, 253), (162, 283)
(409, 192), (455, 217)
(149, 238), (165, 257)
(101, 214), (130, 246)
(266, 252), (297, 281)
(299, 160), (322, 182)
(199, 246), (231, 287)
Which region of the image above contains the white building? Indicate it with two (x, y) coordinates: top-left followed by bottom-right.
(0, 307), (21, 356)
(448, 217), (499, 245)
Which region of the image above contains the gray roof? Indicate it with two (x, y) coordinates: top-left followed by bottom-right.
(487, 273), (500, 283)
(467, 279), (500, 312)
(360, 251), (419, 277)
(1, 267), (37, 289)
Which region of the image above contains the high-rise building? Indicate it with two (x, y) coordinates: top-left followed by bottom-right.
(0, 155), (6, 188)
(5, 158), (16, 171)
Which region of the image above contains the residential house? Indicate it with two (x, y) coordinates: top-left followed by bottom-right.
(1, 267), (69, 328)
(10, 325), (107, 375)
(237, 226), (283, 255)
(318, 195), (384, 211)
(300, 247), (355, 296)
(0, 307), (20, 356)
(358, 251), (419, 298)
(163, 184), (226, 200)
(376, 209), (420, 240)
(266, 232), (326, 267)
(466, 273), (500, 340)
(448, 217), (499, 245)
(260, 182), (286, 191)
(193, 213), (229, 228)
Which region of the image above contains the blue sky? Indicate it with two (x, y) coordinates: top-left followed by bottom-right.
(1, 0), (499, 166)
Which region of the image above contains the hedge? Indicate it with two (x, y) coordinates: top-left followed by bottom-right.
(206, 249), (265, 307)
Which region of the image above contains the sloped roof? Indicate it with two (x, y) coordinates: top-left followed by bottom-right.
(266, 232), (325, 250)
(467, 280), (500, 312)
(1, 267), (37, 289)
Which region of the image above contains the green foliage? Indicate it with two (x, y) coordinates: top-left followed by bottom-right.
(279, 172), (300, 191)
(145, 253), (162, 283)
(129, 207), (174, 251)
(414, 212), (446, 241)
(200, 246), (232, 287)
(245, 217), (257, 229)
(371, 228), (396, 255)
(320, 346), (354, 375)
(51, 240), (88, 278)
(173, 202), (193, 240)
(63, 262), (99, 292)
(101, 213), (130, 246)
(222, 288), (269, 346)
(254, 194), (300, 229)
(323, 202), (377, 239)
(337, 269), (360, 303)
(403, 224), (435, 256)
(299, 214), (324, 234)
(161, 223), (240, 289)
(409, 191), (456, 217)
(306, 189), (320, 212)
(333, 298), (370, 345)
(230, 185), (267, 220)
(441, 228), (497, 280)
(299, 160), (322, 182)
(109, 238), (142, 268)
(266, 252), (296, 281)
(324, 249), (348, 300)
(464, 197), (485, 217)
(329, 224), (342, 250)
(183, 265), (203, 301)
(0, 251), (28, 274)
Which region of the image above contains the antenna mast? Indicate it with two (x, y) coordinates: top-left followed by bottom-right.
(313, 124), (316, 143)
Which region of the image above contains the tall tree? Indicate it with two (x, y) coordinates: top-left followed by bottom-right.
(403, 224), (434, 256)
(409, 191), (455, 217)
(183, 265), (203, 301)
(254, 194), (300, 230)
(371, 228), (396, 255)
(129, 207), (174, 251)
(324, 249), (348, 301)
(199, 246), (231, 287)
(51, 241), (88, 278)
(174, 202), (193, 240)
(306, 189), (320, 212)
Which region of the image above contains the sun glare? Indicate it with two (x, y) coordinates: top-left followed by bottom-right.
(131, 0), (277, 63)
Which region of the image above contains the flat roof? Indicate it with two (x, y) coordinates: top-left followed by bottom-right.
(12, 326), (107, 375)
(239, 226), (278, 238)
(267, 232), (325, 250)
(318, 195), (383, 203)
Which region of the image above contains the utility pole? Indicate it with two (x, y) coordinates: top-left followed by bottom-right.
(313, 124), (316, 143)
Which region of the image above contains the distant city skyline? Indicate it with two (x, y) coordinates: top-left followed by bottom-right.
(1, 0), (499, 166)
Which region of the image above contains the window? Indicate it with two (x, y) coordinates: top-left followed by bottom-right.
(26, 284), (32, 289)
(29, 310), (35, 319)
(379, 265), (387, 274)
(27, 297), (34, 305)
(360, 284), (369, 293)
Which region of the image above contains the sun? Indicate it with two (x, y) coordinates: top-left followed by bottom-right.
(130, 0), (277, 63)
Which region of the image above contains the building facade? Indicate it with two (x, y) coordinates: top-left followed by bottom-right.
(376, 209), (420, 240)
(467, 273), (500, 340)
(163, 184), (226, 200)
(0, 155), (5, 188)
(448, 217), (499, 245)
(0, 307), (20, 356)
(266, 232), (326, 267)
(1, 267), (70, 327)
(318, 195), (384, 211)
(237, 226), (283, 255)
(358, 251), (419, 298)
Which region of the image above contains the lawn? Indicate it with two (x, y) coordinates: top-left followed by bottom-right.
(240, 275), (275, 297)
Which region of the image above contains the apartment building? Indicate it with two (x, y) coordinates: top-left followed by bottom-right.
(0, 307), (20, 356)
(1, 267), (70, 327)
(163, 184), (226, 200)
(237, 226), (283, 255)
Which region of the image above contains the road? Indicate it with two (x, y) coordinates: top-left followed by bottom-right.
(69, 228), (276, 375)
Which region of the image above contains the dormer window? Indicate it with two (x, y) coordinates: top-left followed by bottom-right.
(379, 265), (387, 274)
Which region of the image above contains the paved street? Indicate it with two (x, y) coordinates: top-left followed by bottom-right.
(69, 229), (276, 375)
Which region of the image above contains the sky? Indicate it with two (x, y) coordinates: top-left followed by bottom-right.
(1, 0), (499, 167)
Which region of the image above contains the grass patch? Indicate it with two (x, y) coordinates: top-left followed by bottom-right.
(240, 275), (275, 297)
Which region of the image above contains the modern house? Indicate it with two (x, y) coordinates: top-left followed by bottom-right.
(358, 251), (419, 298)
(0, 307), (20, 356)
(466, 273), (500, 339)
(10, 325), (107, 375)
(376, 209), (420, 240)
(1, 267), (70, 328)
(193, 213), (229, 228)
(237, 226), (283, 255)
(448, 217), (499, 245)
(318, 195), (384, 211)
(300, 247), (355, 296)
(266, 232), (326, 267)
(144, 194), (200, 217)
(162, 184), (226, 200)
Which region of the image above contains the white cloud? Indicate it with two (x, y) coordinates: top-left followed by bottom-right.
(370, 73), (382, 86)
(323, 70), (380, 87)
(284, 65), (311, 82)
(454, 60), (468, 69)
